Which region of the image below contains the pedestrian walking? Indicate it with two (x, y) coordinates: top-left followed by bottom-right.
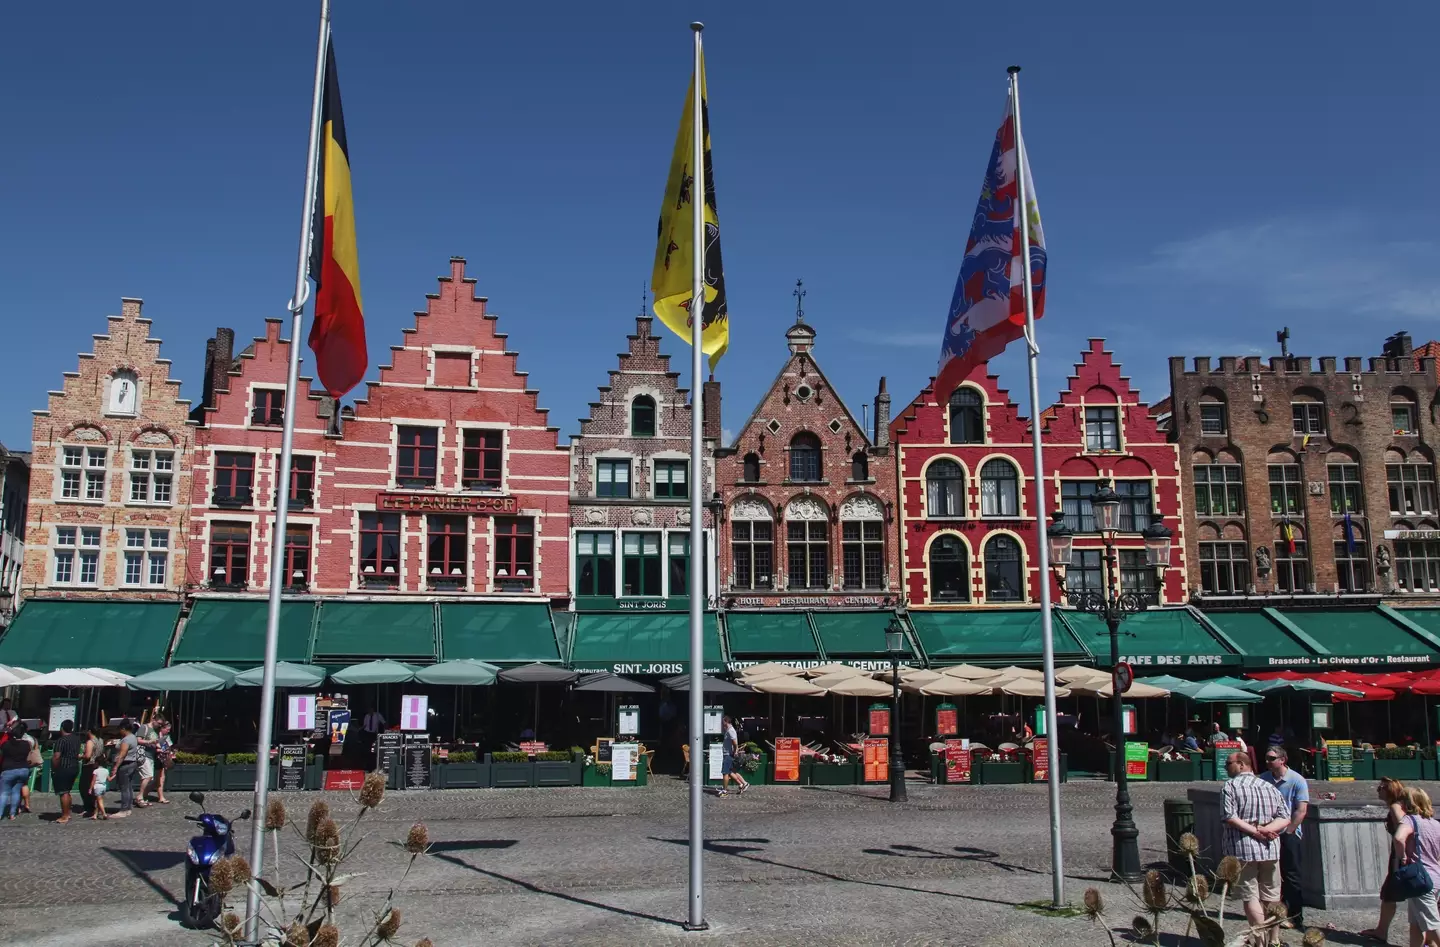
(134, 715), (163, 806)
(1220, 747), (1291, 946)
(78, 726), (101, 818)
(110, 720), (139, 818)
(1361, 777), (1412, 942)
(153, 719), (173, 804)
(1262, 746), (1309, 928)
(17, 723), (37, 814)
(88, 760), (110, 821)
(1392, 788), (1440, 946)
(0, 722), (35, 820)
(50, 719), (81, 825)
(0, 698), (16, 729)
(717, 715), (749, 796)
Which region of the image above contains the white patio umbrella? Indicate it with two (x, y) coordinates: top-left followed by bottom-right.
(0, 665), (38, 687)
(20, 668), (122, 688)
(81, 668), (133, 686)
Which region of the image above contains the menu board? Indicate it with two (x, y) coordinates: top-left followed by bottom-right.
(618, 705), (640, 737)
(704, 706), (723, 736)
(863, 737), (889, 782)
(935, 704), (958, 737)
(707, 742), (724, 780)
(1124, 742), (1149, 780)
(48, 699), (79, 734)
(375, 731), (405, 774)
(403, 742), (432, 790)
(1032, 736), (1050, 783)
(944, 739), (971, 783)
(1327, 739), (1354, 781)
(1212, 740), (1244, 777)
(278, 745), (307, 791)
(611, 742), (638, 781)
(519, 741), (548, 757)
(597, 738), (612, 762)
(773, 737), (801, 782)
(868, 705), (891, 737)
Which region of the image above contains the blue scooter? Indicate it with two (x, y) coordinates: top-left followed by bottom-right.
(180, 791), (251, 929)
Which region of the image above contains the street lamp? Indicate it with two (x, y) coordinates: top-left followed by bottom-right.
(1047, 490), (1173, 883)
(884, 616), (909, 803)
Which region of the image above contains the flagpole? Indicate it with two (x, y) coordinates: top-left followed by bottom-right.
(685, 21), (709, 932)
(244, 1), (329, 938)
(1008, 64), (1065, 908)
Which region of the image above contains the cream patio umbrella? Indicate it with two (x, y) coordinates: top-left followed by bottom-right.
(740, 662), (805, 679)
(905, 676), (993, 698)
(820, 676), (895, 699)
(747, 675), (827, 696)
(1068, 679), (1170, 699)
(872, 666), (940, 685)
(989, 678), (1072, 699)
(981, 666), (1045, 681)
(940, 664), (999, 680)
(803, 663), (864, 679)
(1055, 665), (1109, 684)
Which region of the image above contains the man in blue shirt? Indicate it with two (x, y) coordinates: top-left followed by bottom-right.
(1263, 747), (1310, 929)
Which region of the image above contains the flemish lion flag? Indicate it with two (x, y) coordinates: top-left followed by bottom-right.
(307, 38), (368, 398)
(651, 50), (728, 370)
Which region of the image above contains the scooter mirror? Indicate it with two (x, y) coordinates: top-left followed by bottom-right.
(238, 809), (252, 821)
(189, 791), (205, 806)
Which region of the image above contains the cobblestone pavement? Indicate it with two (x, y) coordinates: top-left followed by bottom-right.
(0, 777), (1413, 946)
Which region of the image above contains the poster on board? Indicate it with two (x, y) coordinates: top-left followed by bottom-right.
(868, 705), (891, 737)
(704, 706), (723, 736)
(403, 742), (433, 790)
(935, 704), (958, 737)
(47, 699), (79, 734)
(863, 737), (889, 782)
(618, 705), (640, 737)
(278, 745), (307, 791)
(1032, 736), (1050, 782)
(944, 738), (971, 783)
(1124, 742), (1149, 780)
(287, 694), (315, 732)
(707, 742), (724, 780)
(375, 731), (404, 774)
(1212, 740), (1244, 777)
(400, 695), (428, 731)
(612, 742), (637, 781)
(327, 708), (350, 756)
(773, 737), (801, 782)
(1326, 739), (1354, 781)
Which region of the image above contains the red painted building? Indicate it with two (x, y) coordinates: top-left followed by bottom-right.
(892, 339), (1184, 609)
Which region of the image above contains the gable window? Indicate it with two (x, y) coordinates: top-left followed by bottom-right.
(1334, 538), (1369, 593)
(1085, 406), (1120, 451)
(622, 532), (663, 596)
(1268, 464), (1303, 516)
(1200, 403), (1227, 436)
(1119, 549), (1159, 605)
(655, 460), (688, 499)
(213, 452), (255, 507)
(948, 388), (984, 445)
(741, 453), (761, 483)
(1194, 464), (1244, 516)
(787, 521), (829, 590)
(928, 535), (969, 603)
(209, 521), (251, 588)
(576, 531), (615, 596)
(851, 452), (869, 482)
(788, 433), (822, 482)
(1328, 464), (1362, 514)
(842, 520), (884, 590)
(1395, 540), (1440, 593)
(926, 460), (965, 517)
(596, 459), (631, 498)
(284, 525), (312, 588)
(396, 426), (438, 488)
(53, 525), (100, 586)
(983, 534), (1023, 602)
(60, 446), (107, 501)
(426, 515), (468, 587)
(1199, 542), (1249, 595)
(462, 430), (503, 490)
(285, 456), (316, 510)
(631, 396), (657, 438)
(1291, 402), (1325, 436)
(1388, 463), (1437, 515)
(494, 517), (534, 589)
(731, 519), (773, 590)
(251, 388), (284, 427)
(129, 450), (174, 505)
(358, 512), (401, 584)
(123, 528), (169, 587)
(980, 459), (1019, 517)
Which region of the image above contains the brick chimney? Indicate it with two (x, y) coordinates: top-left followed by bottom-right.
(702, 375), (722, 442)
(873, 376), (891, 448)
(1384, 331), (1414, 358)
(213, 327), (235, 395)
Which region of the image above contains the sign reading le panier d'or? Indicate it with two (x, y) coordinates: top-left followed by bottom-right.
(378, 492), (516, 514)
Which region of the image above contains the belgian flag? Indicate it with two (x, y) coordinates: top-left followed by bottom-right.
(307, 39), (367, 398)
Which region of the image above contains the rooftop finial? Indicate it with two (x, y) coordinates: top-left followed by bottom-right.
(641, 281), (648, 317)
(794, 279), (806, 324)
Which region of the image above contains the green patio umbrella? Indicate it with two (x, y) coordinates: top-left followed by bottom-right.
(330, 660), (420, 685)
(1240, 678), (1365, 698)
(126, 663), (232, 692)
(191, 661), (241, 684)
(1158, 679), (1263, 703)
(234, 662), (328, 688)
(415, 659), (500, 686)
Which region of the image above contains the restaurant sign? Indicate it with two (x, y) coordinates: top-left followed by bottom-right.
(1120, 654), (1240, 667)
(378, 492), (517, 514)
(724, 595), (893, 609)
(1256, 654), (1436, 668)
(572, 661), (725, 675)
(727, 658), (896, 672)
(1385, 529), (1440, 541)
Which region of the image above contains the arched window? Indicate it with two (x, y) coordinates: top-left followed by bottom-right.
(631, 395), (656, 437)
(742, 452), (761, 483)
(789, 432), (822, 482)
(949, 388), (984, 444)
(926, 460), (965, 517)
(929, 535), (968, 603)
(984, 535), (1023, 602)
(851, 452), (869, 482)
(980, 459), (1019, 517)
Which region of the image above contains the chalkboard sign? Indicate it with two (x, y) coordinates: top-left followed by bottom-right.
(375, 731), (405, 774)
(597, 738), (613, 762)
(403, 742), (433, 790)
(1328, 739), (1355, 781)
(278, 745), (307, 791)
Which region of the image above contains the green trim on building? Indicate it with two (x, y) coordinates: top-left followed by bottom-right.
(569, 612), (722, 673)
(908, 609), (1091, 665)
(311, 602), (438, 666)
(171, 599), (315, 666)
(724, 611), (822, 658)
(437, 602), (560, 665)
(0, 600), (181, 675)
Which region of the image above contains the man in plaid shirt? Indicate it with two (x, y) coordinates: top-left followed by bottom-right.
(1221, 749), (1292, 945)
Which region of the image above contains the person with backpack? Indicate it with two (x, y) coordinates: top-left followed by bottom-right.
(1393, 788), (1440, 947)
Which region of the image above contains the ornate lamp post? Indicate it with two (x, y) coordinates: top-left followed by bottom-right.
(1046, 485), (1173, 883)
(884, 617), (909, 803)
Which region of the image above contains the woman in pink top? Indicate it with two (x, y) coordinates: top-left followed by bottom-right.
(1393, 788), (1440, 946)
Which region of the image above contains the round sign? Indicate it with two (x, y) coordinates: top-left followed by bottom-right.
(1113, 661), (1134, 694)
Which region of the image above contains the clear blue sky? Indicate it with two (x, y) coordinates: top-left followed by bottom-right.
(3, 2), (1437, 450)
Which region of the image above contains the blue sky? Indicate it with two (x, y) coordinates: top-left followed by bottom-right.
(2, 2), (1437, 450)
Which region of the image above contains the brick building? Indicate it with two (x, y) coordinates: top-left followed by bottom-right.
(0, 445), (30, 628)
(1170, 331), (1440, 603)
(892, 339), (1185, 611)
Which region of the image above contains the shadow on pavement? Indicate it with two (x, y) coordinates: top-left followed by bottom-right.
(427, 840), (519, 855)
(103, 848), (185, 904)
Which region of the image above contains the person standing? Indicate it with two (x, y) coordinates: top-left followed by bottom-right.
(50, 719), (82, 824)
(1220, 748), (1291, 946)
(78, 726), (101, 818)
(361, 707), (386, 758)
(1393, 788), (1440, 946)
(1362, 777), (1412, 942)
(110, 721), (139, 818)
(0, 698), (17, 729)
(153, 720), (173, 804)
(0, 722), (34, 820)
(1209, 721), (1230, 746)
(717, 715), (749, 796)
(134, 716), (158, 807)
(1262, 747), (1310, 928)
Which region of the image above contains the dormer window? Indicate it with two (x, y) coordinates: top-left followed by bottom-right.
(631, 396), (657, 437)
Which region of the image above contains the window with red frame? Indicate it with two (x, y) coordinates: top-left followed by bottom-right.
(358, 512), (400, 583)
(494, 517), (534, 588)
(427, 515), (468, 584)
(251, 388), (284, 427)
(213, 453), (255, 506)
(209, 521), (251, 587)
(395, 426), (438, 486)
(286, 456), (316, 508)
(284, 525), (312, 588)
(462, 430), (503, 490)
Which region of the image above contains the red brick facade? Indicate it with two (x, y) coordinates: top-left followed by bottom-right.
(189, 258), (570, 600)
(714, 316), (898, 607)
(892, 339), (1184, 609)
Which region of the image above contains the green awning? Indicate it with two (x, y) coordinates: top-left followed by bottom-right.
(724, 612), (821, 658)
(0, 601), (181, 675)
(312, 602), (437, 665)
(1059, 608), (1242, 669)
(907, 609), (1090, 665)
(1396, 608), (1440, 641)
(809, 610), (910, 657)
(1202, 611), (1314, 667)
(438, 602), (559, 665)
(170, 599), (315, 666)
(1275, 608), (1438, 663)
(569, 612), (722, 673)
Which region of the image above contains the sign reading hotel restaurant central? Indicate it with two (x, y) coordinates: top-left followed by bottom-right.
(725, 595), (890, 609)
(377, 492), (516, 514)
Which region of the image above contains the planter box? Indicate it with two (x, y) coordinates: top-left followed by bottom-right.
(1374, 757), (1423, 781)
(1156, 759), (1198, 783)
(975, 760), (1024, 785)
(535, 759), (579, 787)
(740, 753), (769, 785)
(306, 761), (324, 790)
(436, 762), (490, 789)
(1355, 754), (1376, 782)
(1424, 758), (1440, 781)
(488, 756), (535, 789)
(583, 758), (649, 787)
(218, 763), (259, 792)
(166, 764), (217, 792)
(807, 762), (858, 786)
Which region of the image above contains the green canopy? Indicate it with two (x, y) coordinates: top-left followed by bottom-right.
(233, 662), (328, 688)
(126, 663), (233, 692)
(329, 660), (419, 685)
(1139, 676), (1261, 703)
(415, 659), (500, 686)
(1241, 677), (1365, 698)
(190, 661), (241, 684)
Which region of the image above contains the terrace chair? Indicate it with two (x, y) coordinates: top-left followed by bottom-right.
(681, 743), (690, 777)
(998, 742), (1020, 753)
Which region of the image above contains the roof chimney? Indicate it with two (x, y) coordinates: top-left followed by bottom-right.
(873, 377), (891, 448)
(702, 375), (722, 442)
(1384, 331), (1414, 358)
(213, 327), (235, 395)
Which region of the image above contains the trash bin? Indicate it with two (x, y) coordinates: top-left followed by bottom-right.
(1163, 797), (1196, 875)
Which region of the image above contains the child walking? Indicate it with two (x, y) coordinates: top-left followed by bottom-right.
(89, 762), (110, 820)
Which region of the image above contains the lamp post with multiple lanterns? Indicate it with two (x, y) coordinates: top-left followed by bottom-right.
(884, 617), (909, 803)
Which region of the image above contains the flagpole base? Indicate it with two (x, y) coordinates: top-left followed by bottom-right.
(683, 922), (711, 932)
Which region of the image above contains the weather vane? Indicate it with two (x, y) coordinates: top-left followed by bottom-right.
(794, 279), (806, 323)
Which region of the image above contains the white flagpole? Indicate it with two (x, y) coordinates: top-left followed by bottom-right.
(244, 1), (329, 938)
(685, 21), (709, 932)
(1008, 64), (1065, 908)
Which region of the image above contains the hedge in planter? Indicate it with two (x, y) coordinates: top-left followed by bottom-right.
(1374, 747), (1423, 782)
(807, 760), (858, 786)
(437, 751), (491, 789)
(167, 752), (218, 792)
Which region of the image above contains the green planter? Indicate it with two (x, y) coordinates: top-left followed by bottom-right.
(807, 762), (858, 785)
(1022, 753), (1069, 784)
(583, 764), (612, 787)
(306, 761), (324, 790)
(975, 760), (1024, 785)
(1355, 753), (1376, 782)
(535, 759), (579, 787)
(166, 764), (217, 792)
(436, 761), (490, 789)
(1423, 758), (1440, 781)
(1375, 757), (1423, 782)
(1157, 759), (1198, 783)
(738, 753), (769, 785)
(581, 757), (648, 787)
(218, 763), (257, 791)
(488, 756), (535, 788)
